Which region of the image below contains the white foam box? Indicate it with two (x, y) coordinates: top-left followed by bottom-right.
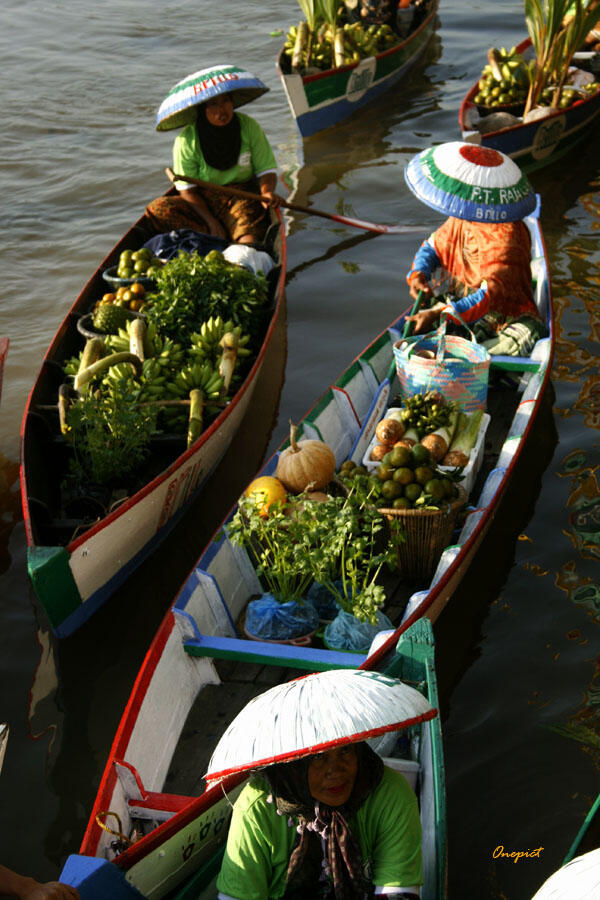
(362, 408), (491, 498)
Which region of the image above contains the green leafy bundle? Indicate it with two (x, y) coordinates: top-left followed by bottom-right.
(145, 251), (269, 344)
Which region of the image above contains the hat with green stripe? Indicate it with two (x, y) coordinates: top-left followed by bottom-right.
(156, 64), (269, 132)
(404, 142), (536, 222)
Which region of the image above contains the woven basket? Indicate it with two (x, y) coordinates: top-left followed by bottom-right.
(380, 484), (467, 583)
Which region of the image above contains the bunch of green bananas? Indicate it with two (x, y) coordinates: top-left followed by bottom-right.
(189, 317), (251, 365)
(283, 18), (398, 71)
(474, 46), (531, 110)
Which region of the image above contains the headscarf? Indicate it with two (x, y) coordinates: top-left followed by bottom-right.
(195, 103), (241, 171)
(262, 742), (384, 899)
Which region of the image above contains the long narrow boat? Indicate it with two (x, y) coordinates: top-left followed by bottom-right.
(61, 617), (446, 900)
(58, 199), (551, 898)
(459, 38), (600, 172)
(277, 0), (439, 138)
(20, 208), (286, 638)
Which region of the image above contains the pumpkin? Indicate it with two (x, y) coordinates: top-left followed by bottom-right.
(275, 421), (336, 493)
(375, 417), (405, 445)
(245, 475), (287, 517)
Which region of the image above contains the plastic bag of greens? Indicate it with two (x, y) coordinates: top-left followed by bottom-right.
(245, 594), (319, 642)
(323, 608), (394, 653)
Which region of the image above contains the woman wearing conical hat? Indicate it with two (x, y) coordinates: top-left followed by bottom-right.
(404, 143), (548, 356)
(147, 64), (284, 246)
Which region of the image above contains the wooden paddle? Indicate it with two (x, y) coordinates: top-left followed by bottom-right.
(165, 168), (426, 235)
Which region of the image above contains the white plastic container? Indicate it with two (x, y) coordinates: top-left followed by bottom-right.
(362, 407), (490, 498)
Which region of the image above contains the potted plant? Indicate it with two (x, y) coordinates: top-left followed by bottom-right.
(302, 476), (405, 652)
(227, 491), (320, 643)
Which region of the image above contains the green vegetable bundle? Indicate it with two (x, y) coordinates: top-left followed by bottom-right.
(145, 250), (269, 344)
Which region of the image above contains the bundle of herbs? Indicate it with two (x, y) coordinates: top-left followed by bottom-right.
(63, 380), (158, 493)
(228, 476), (404, 626)
(144, 250), (269, 345)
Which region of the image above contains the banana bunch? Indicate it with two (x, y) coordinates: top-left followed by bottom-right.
(167, 362), (224, 402)
(189, 317), (250, 365)
(474, 45), (531, 110)
(160, 361), (225, 434)
(283, 18), (398, 72)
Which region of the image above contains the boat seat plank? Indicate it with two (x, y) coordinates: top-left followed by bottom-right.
(183, 634), (366, 671)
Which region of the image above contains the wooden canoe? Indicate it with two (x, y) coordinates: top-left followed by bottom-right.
(58, 200), (552, 899)
(277, 0), (439, 138)
(459, 38), (600, 172)
(61, 618), (446, 900)
(20, 209), (287, 638)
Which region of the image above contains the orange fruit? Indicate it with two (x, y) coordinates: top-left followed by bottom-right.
(129, 282), (146, 297)
(245, 476), (287, 517)
(101, 292), (116, 304)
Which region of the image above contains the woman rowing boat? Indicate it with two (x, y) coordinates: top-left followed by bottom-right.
(147, 64), (284, 245)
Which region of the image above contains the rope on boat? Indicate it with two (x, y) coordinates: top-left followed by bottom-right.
(95, 810), (133, 846)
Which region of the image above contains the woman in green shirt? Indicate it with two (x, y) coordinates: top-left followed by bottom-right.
(216, 742), (423, 900)
(147, 91), (282, 245)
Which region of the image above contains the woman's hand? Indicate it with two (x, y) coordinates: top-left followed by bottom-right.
(258, 173), (283, 209)
(0, 866), (80, 900)
(405, 302), (445, 335)
(17, 880), (81, 900)
(408, 272), (433, 302)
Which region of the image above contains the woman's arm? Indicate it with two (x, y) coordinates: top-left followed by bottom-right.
(0, 866), (80, 900)
(257, 172), (281, 209)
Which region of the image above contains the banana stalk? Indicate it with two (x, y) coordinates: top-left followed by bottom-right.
(78, 338), (105, 375)
(129, 317), (147, 362)
(74, 352), (143, 391)
(487, 47), (504, 82)
(58, 383), (73, 437)
(292, 20), (309, 69)
(219, 332), (239, 392)
(187, 388), (205, 448)
(334, 26), (345, 68)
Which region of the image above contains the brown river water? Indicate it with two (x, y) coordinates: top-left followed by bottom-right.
(0, 1), (599, 898)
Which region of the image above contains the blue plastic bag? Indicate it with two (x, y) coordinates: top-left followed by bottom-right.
(143, 229), (228, 261)
(306, 581), (342, 623)
(245, 594), (319, 642)
(323, 609), (394, 654)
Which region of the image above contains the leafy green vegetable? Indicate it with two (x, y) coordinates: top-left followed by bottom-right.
(65, 381), (158, 486)
(145, 251), (269, 344)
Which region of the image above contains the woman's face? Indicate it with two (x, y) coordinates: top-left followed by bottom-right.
(204, 94), (234, 127)
(307, 745), (358, 807)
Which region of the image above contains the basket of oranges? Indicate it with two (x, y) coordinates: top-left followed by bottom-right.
(78, 282), (149, 339)
(102, 247), (164, 291)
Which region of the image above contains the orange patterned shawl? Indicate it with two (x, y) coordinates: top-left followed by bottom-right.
(432, 217), (540, 321)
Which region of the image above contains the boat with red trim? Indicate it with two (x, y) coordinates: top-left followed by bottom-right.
(459, 38), (600, 172)
(20, 208), (286, 638)
(277, 0), (439, 138)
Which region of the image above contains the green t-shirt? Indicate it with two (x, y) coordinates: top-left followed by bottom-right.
(216, 766), (423, 900)
(172, 112), (277, 190)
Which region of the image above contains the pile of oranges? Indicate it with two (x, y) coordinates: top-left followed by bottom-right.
(96, 282), (148, 313)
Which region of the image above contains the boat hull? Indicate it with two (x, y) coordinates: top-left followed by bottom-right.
(277, 2), (438, 138)
(67, 620), (446, 900)
(20, 209), (286, 638)
(459, 38), (600, 172)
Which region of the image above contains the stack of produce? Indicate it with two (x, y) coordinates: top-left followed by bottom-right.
(284, 15), (399, 73)
(115, 247), (163, 280)
(474, 44), (599, 113)
(368, 392), (483, 468)
(61, 249), (270, 489)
